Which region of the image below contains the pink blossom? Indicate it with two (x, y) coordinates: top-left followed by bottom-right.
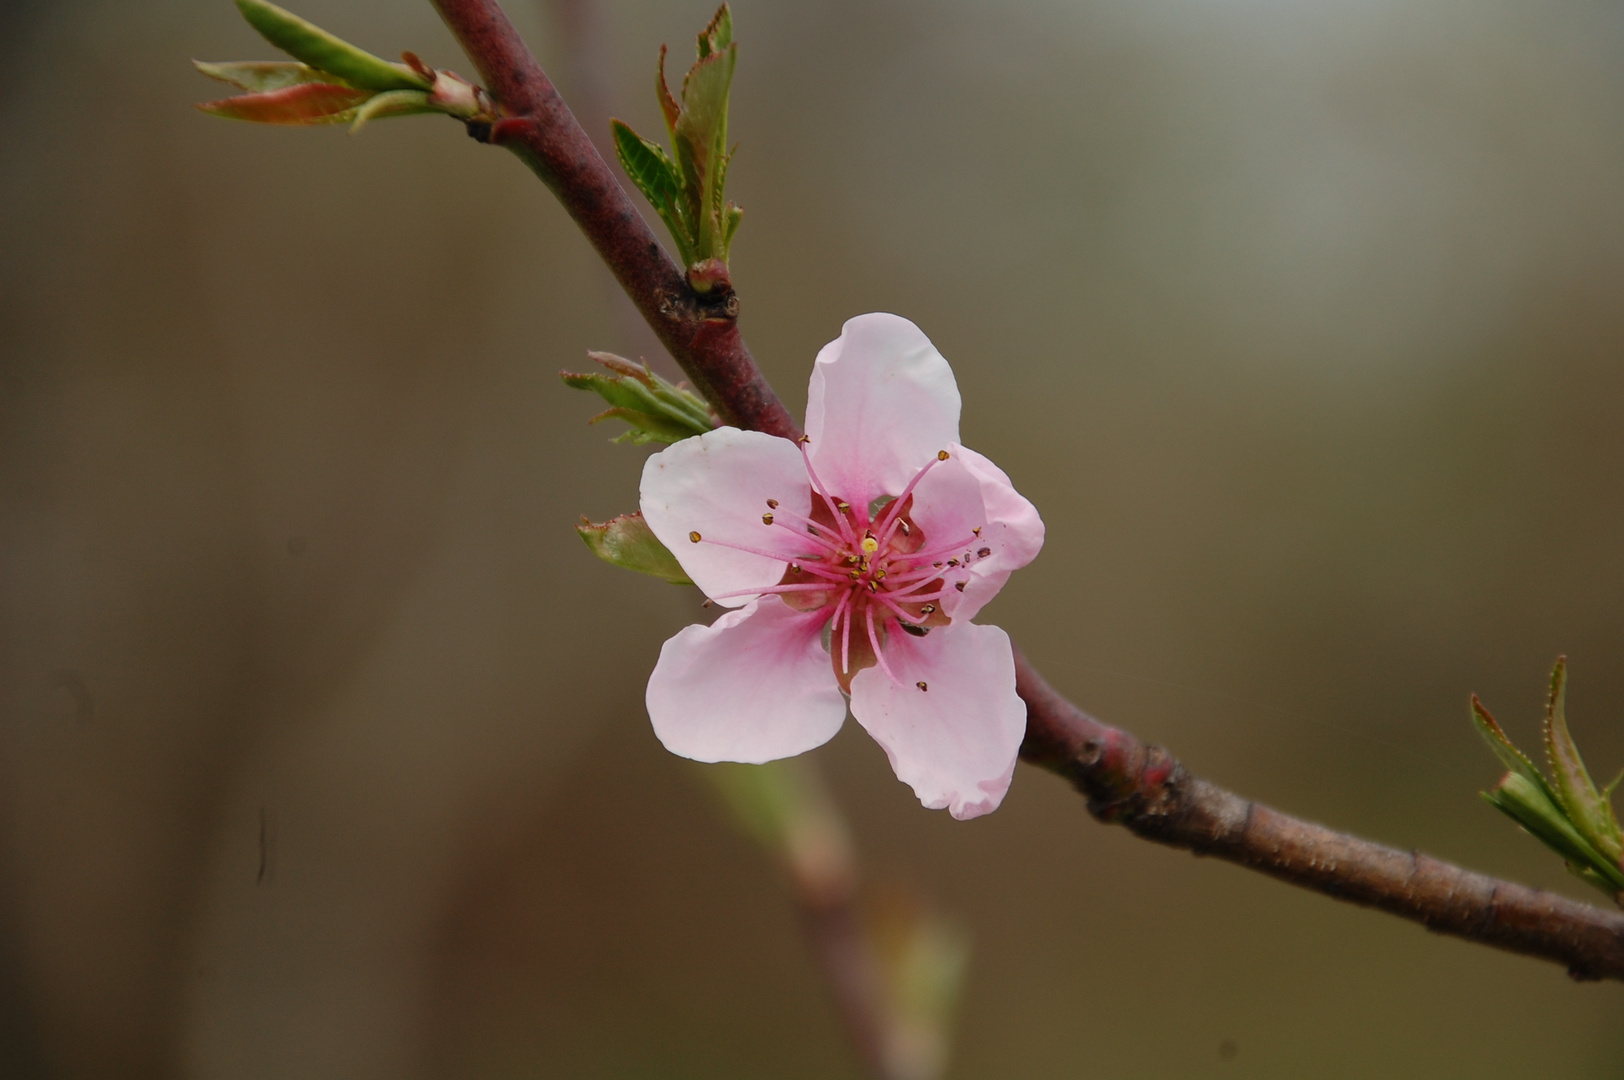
(640, 313), (1044, 819)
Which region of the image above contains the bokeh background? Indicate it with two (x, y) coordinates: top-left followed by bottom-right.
(3, 0), (1624, 1075)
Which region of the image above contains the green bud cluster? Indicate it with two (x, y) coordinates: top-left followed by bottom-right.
(611, 6), (743, 278)
(565, 351), (717, 583)
(194, 0), (494, 133)
(1472, 658), (1624, 904)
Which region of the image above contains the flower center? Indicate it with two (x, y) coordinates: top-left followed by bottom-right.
(760, 442), (989, 691)
(688, 442), (993, 691)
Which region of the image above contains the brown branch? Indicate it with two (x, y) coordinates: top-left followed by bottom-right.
(1015, 651), (1624, 981)
(428, 0), (1624, 984)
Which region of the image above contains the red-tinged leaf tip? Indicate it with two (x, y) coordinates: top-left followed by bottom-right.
(401, 50), (435, 83)
(585, 350), (654, 382)
(197, 82), (370, 125)
(656, 44), (680, 133)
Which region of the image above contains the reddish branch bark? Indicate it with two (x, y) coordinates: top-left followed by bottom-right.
(1015, 652), (1624, 981)
(429, 0), (1624, 984)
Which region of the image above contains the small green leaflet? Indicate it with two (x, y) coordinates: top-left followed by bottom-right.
(193, 60), (343, 92)
(561, 351), (715, 445)
(234, 0), (428, 91)
(1471, 659), (1624, 905)
(612, 121), (695, 267)
(1542, 657), (1624, 863)
(576, 513), (691, 584)
(610, 4), (743, 271)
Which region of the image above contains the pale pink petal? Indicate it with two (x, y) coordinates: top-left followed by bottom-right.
(647, 599), (847, 763)
(804, 313), (961, 510)
(945, 445), (1045, 621)
(849, 622), (1025, 819)
(902, 447), (1041, 622)
(641, 427), (814, 606)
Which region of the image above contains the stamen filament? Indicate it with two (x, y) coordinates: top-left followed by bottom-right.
(833, 590), (854, 674)
(708, 582), (840, 600)
(866, 605), (903, 686)
(799, 439), (857, 546)
(695, 535), (813, 564)
(873, 453), (947, 543)
(766, 507), (845, 550)
(899, 531), (988, 564)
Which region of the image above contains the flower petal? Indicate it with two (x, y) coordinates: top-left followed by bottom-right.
(849, 622), (1025, 819)
(641, 427), (814, 605)
(804, 313), (961, 510)
(944, 445), (1044, 621)
(647, 599), (848, 763)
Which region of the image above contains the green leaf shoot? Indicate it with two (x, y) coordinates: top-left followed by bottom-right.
(193, 59), (341, 92)
(561, 352), (715, 444)
(347, 88), (437, 133)
(576, 512), (691, 584)
(612, 121), (695, 267)
(197, 4), (494, 132)
(1542, 657), (1624, 862)
(196, 81), (370, 125)
(234, 0), (429, 91)
(1471, 658), (1624, 905)
(613, 4), (743, 272)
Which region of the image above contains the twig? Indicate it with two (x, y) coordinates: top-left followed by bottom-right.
(427, 0), (1624, 983)
(431, 0), (797, 439)
(1014, 650), (1624, 981)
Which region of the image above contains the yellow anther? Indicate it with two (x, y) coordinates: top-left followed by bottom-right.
(861, 535), (879, 554)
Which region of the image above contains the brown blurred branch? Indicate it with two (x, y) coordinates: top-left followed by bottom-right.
(428, 0), (1624, 984)
(1015, 653), (1624, 981)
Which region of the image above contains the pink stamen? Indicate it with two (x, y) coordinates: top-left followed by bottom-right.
(899, 531), (988, 565)
(799, 439), (857, 545)
(836, 592), (854, 674)
(709, 582), (839, 601)
(766, 508), (844, 551)
(696, 535), (814, 564)
(875, 594), (927, 623)
(887, 585), (954, 603)
(878, 564), (952, 588)
(787, 561), (857, 584)
(873, 453), (946, 542)
(865, 605), (903, 687)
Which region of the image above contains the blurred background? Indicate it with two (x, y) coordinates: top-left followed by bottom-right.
(3, 0), (1624, 1075)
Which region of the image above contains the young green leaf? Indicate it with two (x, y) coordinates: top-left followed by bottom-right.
(636, 5), (743, 269)
(234, 0), (429, 91)
(561, 352), (715, 444)
(576, 512), (691, 584)
(196, 82), (370, 125)
(674, 43), (735, 261)
(611, 120), (695, 266)
(1470, 695), (1554, 798)
(696, 3), (733, 58)
(655, 45), (681, 137)
(1542, 657), (1623, 862)
(1487, 773), (1597, 869)
(347, 88), (436, 133)
(193, 59), (341, 92)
